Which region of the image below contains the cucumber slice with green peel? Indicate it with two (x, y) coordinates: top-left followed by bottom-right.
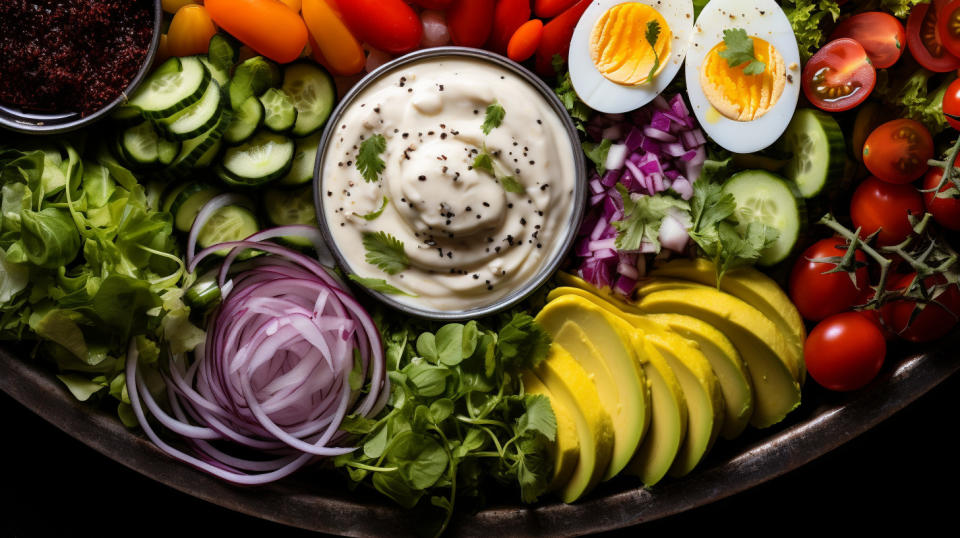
(120, 121), (163, 166)
(158, 78), (224, 140)
(199, 57), (230, 87)
(281, 62), (336, 137)
(259, 88), (298, 133)
(130, 57), (211, 120)
(158, 137), (181, 166)
(208, 34), (238, 75)
(277, 133), (322, 187)
(164, 110), (232, 179)
(197, 205), (260, 253)
(229, 56), (281, 110)
(722, 170), (804, 267)
(224, 95), (264, 145)
(779, 108), (846, 198)
(168, 183), (222, 232)
(217, 131), (295, 188)
(184, 271), (222, 313)
(111, 105), (143, 126)
(264, 186), (318, 247)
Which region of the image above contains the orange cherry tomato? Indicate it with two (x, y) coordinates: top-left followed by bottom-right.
(205, 0), (309, 63)
(333, 0), (422, 54)
(154, 33), (172, 67)
(447, 0), (496, 48)
(410, 0), (455, 8)
(279, 0), (302, 11)
(862, 119), (934, 184)
(302, 0), (365, 75)
(167, 5), (218, 58)
(488, 0), (531, 55)
(534, 0), (579, 19)
(535, 0), (590, 75)
(507, 19), (543, 63)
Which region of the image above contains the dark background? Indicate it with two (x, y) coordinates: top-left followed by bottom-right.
(2, 371), (957, 537)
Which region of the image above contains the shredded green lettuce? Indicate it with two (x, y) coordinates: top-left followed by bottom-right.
(874, 68), (958, 135)
(781, 0), (841, 61)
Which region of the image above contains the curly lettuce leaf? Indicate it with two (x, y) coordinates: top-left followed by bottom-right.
(782, 0), (841, 61)
(875, 68), (957, 135)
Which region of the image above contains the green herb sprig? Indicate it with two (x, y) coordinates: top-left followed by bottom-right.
(356, 134), (387, 183)
(362, 231), (409, 275)
(645, 20), (662, 81)
(719, 28), (766, 75)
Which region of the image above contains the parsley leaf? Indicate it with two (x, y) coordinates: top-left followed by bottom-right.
(356, 134), (387, 183)
(719, 28), (766, 75)
(552, 55), (590, 132)
(362, 231), (409, 275)
(582, 139), (612, 176)
(472, 151), (496, 176)
(353, 196), (389, 221)
(482, 101), (505, 135)
(348, 274), (416, 296)
(518, 394), (557, 441)
(645, 20), (662, 81)
(613, 184), (690, 252)
(497, 313), (552, 369)
(500, 175), (525, 194)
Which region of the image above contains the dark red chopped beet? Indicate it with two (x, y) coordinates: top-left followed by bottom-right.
(0, 0), (153, 116)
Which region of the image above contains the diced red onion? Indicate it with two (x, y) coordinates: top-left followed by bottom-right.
(659, 213), (690, 252)
(643, 125), (676, 142)
(613, 275), (638, 296)
(594, 248), (618, 260)
(589, 178), (605, 195)
(605, 143), (628, 171)
(672, 177), (694, 200)
(601, 168), (623, 187)
(589, 238), (617, 251)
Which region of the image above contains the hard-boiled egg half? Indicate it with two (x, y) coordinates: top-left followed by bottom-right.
(569, 0), (694, 113)
(684, 0), (801, 153)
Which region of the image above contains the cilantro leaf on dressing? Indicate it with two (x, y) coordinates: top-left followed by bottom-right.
(482, 101), (505, 135)
(356, 134), (387, 183)
(362, 230), (409, 275)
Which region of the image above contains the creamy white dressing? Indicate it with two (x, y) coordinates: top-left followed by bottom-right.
(320, 56), (578, 311)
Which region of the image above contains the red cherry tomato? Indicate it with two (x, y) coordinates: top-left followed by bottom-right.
(333, 0), (422, 54)
(204, 0), (308, 63)
(907, 0), (960, 72)
(534, 0), (579, 19)
(805, 312), (886, 392)
(535, 0), (590, 75)
(943, 77), (960, 130)
(830, 12), (907, 69)
(881, 273), (960, 342)
(488, 0), (531, 55)
(409, 0), (455, 8)
(802, 38), (876, 113)
(789, 238), (871, 322)
(862, 119), (934, 184)
(938, 0), (960, 57)
(850, 176), (925, 246)
(922, 160), (960, 230)
(507, 19), (544, 63)
(447, 0), (496, 48)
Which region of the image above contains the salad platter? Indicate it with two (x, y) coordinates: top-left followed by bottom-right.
(2, 1), (960, 536)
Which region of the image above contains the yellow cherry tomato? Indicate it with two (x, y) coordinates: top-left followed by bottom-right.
(167, 5), (219, 58)
(301, 0), (365, 75)
(162, 0), (200, 14)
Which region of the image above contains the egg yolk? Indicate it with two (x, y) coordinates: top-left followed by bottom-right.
(700, 36), (786, 122)
(590, 3), (672, 87)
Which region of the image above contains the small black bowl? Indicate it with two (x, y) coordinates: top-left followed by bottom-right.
(0, 0), (163, 135)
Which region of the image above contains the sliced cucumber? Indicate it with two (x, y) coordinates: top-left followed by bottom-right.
(264, 186), (318, 247)
(229, 56), (280, 110)
(158, 78), (224, 140)
(224, 95), (264, 145)
(259, 88), (298, 133)
(217, 131), (295, 188)
(120, 121), (163, 166)
(111, 105), (143, 126)
(722, 170), (804, 267)
(197, 205), (260, 252)
(281, 62), (336, 137)
(779, 108), (846, 198)
(158, 137), (182, 166)
(167, 183), (221, 232)
(264, 186), (316, 226)
(278, 133), (322, 187)
(164, 110), (232, 179)
(130, 57), (211, 120)
(208, 34), (238, 75)
(184, 271), (222, 313)
(200, 57), (230, 87)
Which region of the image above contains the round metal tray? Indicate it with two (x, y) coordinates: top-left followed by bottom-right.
(2, 334), (957, 536)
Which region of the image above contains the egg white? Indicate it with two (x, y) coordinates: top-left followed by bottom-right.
(569, 0), (694, 113)
(684, 0), (801, 154)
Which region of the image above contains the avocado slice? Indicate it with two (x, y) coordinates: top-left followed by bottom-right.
(533, 343), (614, 503)
(521, 371), (581, 492)
(637, 288), (802, 429)
(536, 296), (651, 481)
(626, 338), (687, 487)
(547, 287), (723, 478)
(647, 313), (754, 440)
(650, 257), (807, 383)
